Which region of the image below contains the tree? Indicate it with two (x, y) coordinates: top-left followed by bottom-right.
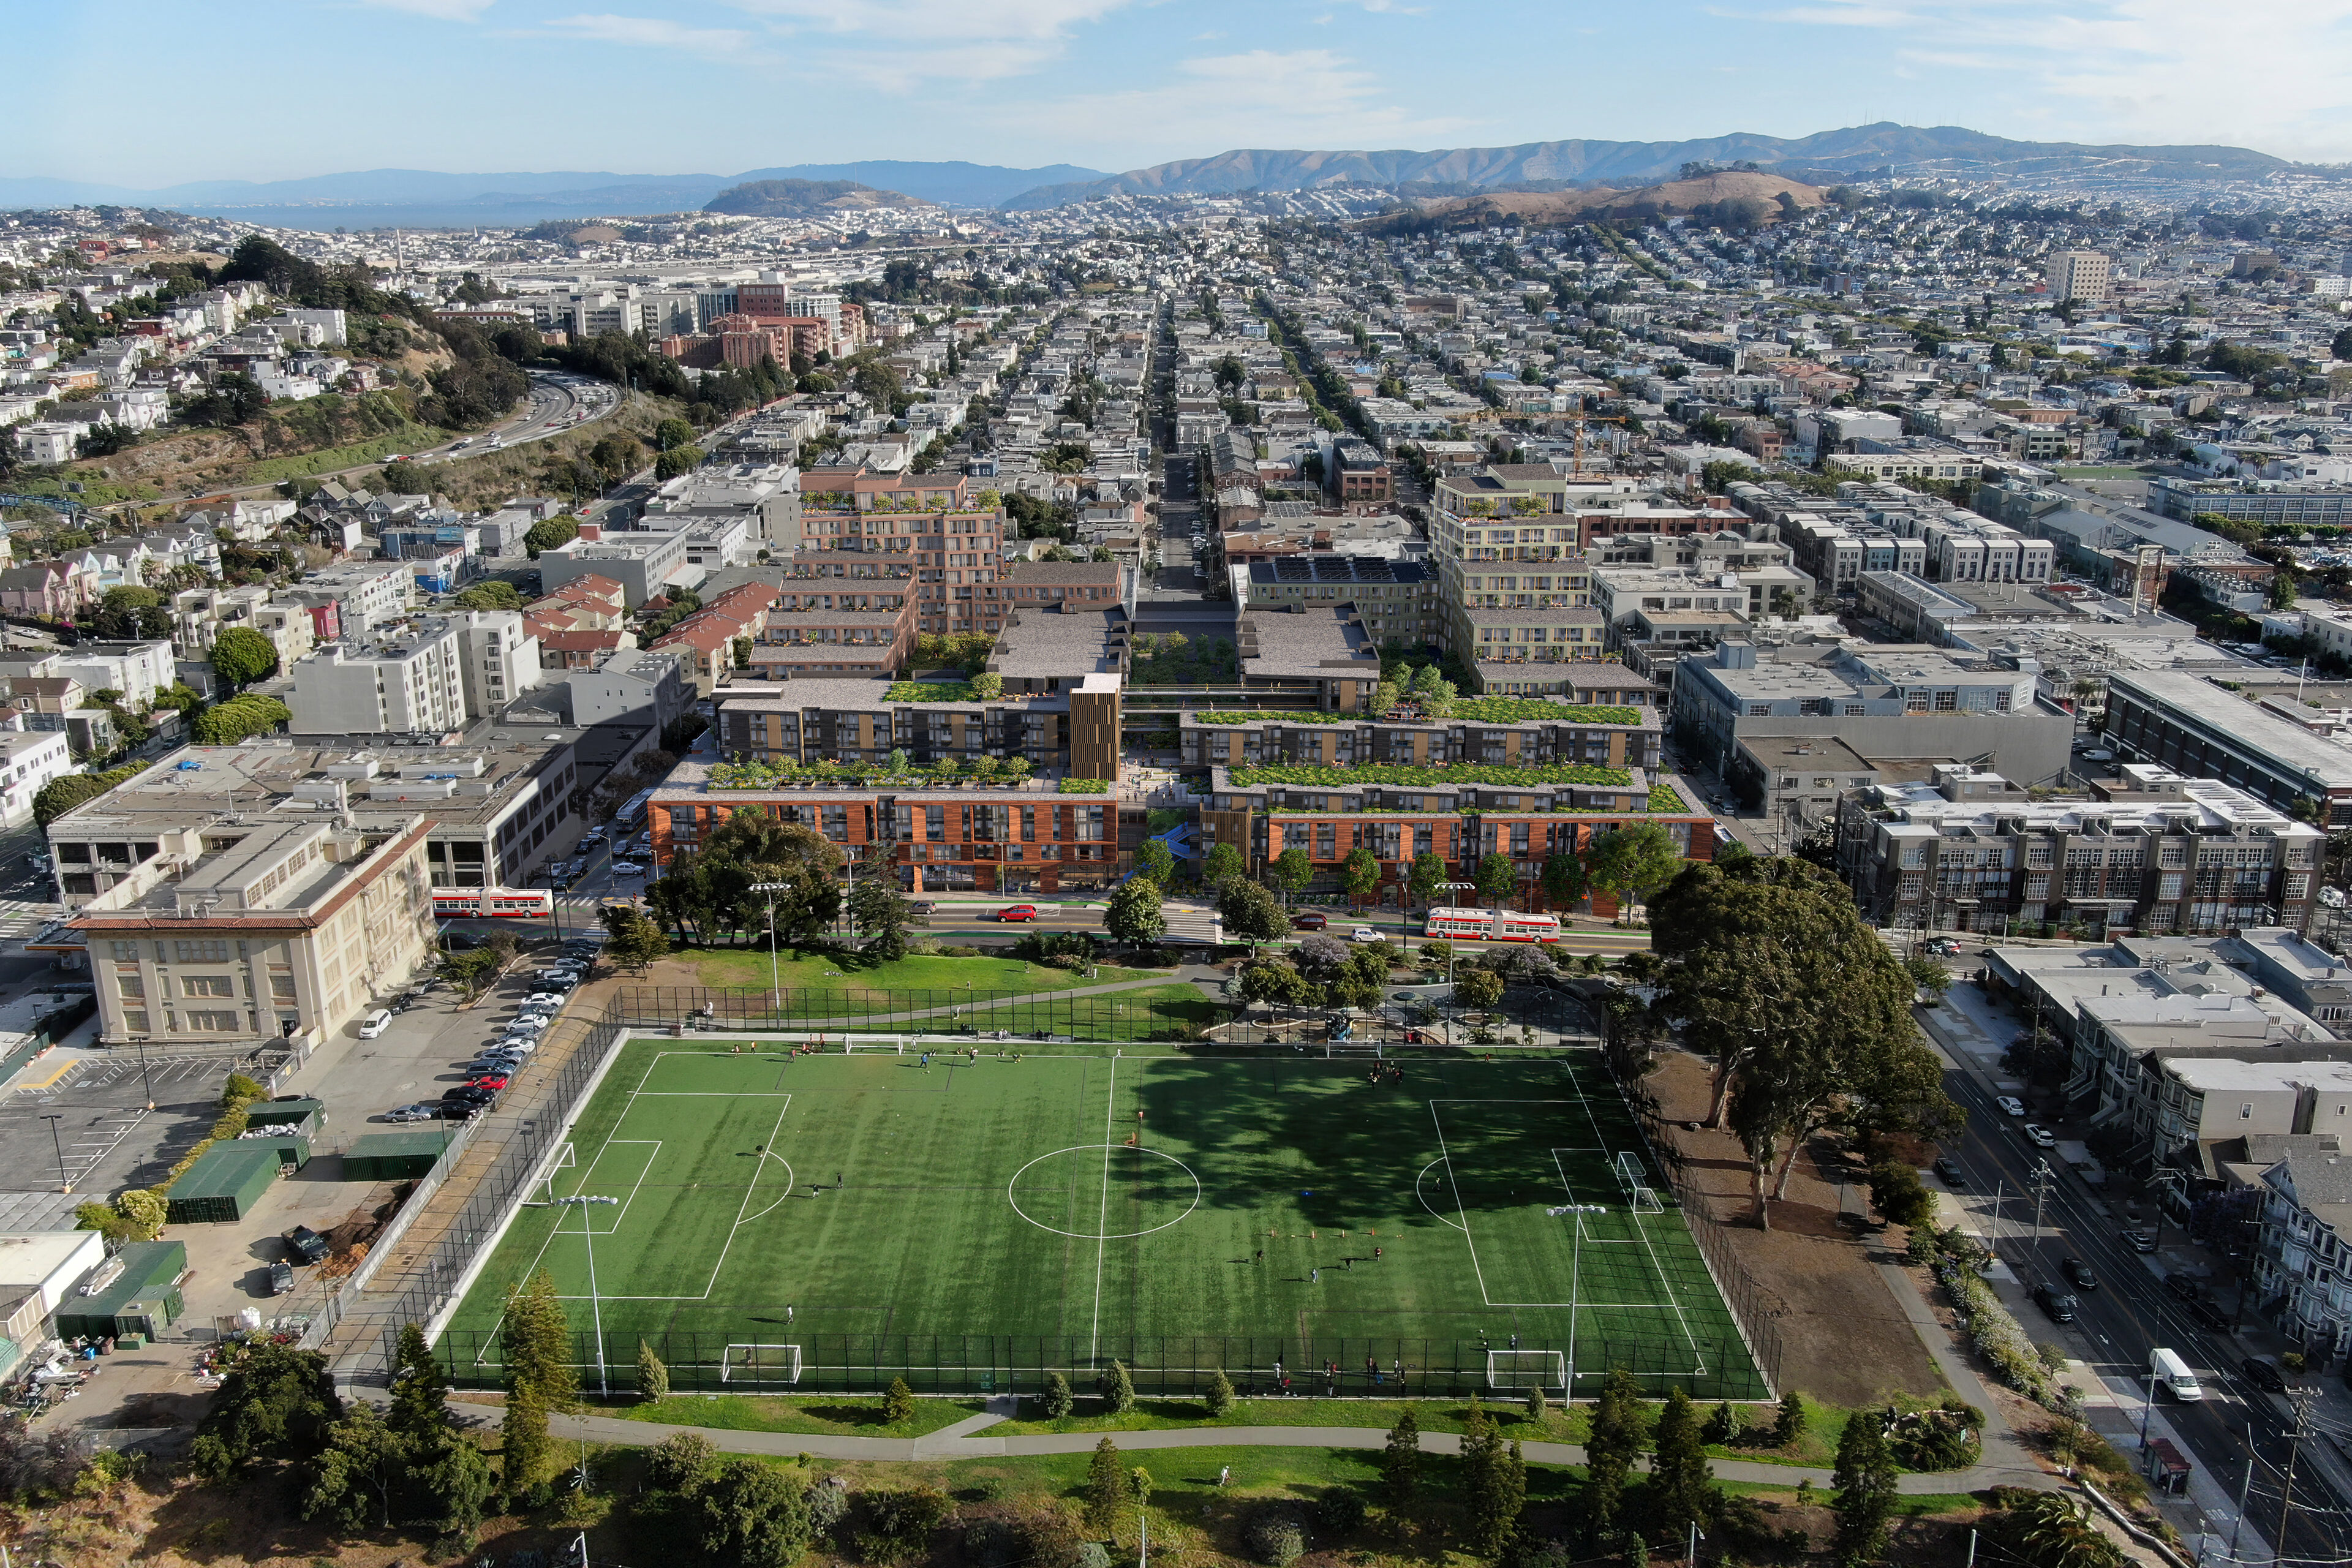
(1205, 1369), (1235, 1417)
(655, 416), (698, 451)
(1272, 846), (1314, 902)
(499, 1268), (575, 1493)
(848, 872), (915, 960)
(1645, 1389), (1714, 1543)
(970, 670), (1004, 699)
(191, 695), (292, 745)
(1458, 1403), (1526, 1558)
(696, 1455), (814, 1568)
(1831, 1407), (1898, 1565)
(601, 902), (671, 973)
(1340, 846), (1382, 907)
(1202, 842), (1247, 888)
(1136, 838), (1177, 886)
(1041, 1370), (1075, 1420)
(304, 1401), (407, 1532)
(1407, 850), (1447, 909)
(386, 1322), (451, 1450)
(589, 434), (646, 483)
(1099, 1359), (1135, 1414)
(1455, 967), (1504, 1011)
(1903, 953), (1953, 997)
(1773, 1390), (1806, 1447)
(524, 514), (580, 558)
(1085, 1436), (1125, 1535)
(1989, 1490), (2124, 1568)
(452, 580), (526, 611)
(1104, 877), (1166, 947)
(638, 1340), (671, 1403)
(1476, 851), (1518, 907)
(885, 1376), (916, 1423)
(190, 1341), (340, 1480)
(1380, 1408), (1422, 1506)
(1237, 954), (1310, 1006)
(1218, 876), (1288, 949)
(2272, 570), (2301, 609)
(656, 444), (705, 481)
(1581, 1368), (1643, 1537)
(1586, 823), (1682, 915)
(1865, 1161), (1936, 1229)
(209, 625), (279, 690)
(1540, 851), (1587, 911)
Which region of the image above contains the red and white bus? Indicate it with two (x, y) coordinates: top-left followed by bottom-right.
(432, 887), (554, 919)
(1423, 907), (1562, 944)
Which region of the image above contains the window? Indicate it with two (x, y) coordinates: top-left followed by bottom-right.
(2242, 1102), (2255, 1120)
(174, 940), (229, 963)
(181, 975), (236, 998)
(270, 975), (297, 1000)
(122, 1011), (148, 1034)
(116, 974), (143, 998)
(109, 940), (138, 962)
(187, 1011), (242, 1032)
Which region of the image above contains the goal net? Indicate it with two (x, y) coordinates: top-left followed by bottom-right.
(843, 1037), (902, 1054)
(1486, 1349), (1567, 1392)
(720, 1344), (803, 1387)
(1630, 1185), (1665, 1215)
(1612, 1150), (1646, 1195)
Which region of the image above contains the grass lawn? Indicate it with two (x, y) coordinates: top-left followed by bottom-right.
(616, 1393), (984, 1437)
(680, 947), (1172, 1008)
(954, 982), (1219, 1041)
(440, 1048), (1763, 1406)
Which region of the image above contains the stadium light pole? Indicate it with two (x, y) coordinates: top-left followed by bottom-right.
(549, 1194), (618, 1397)
(750, 881), (792, 1029)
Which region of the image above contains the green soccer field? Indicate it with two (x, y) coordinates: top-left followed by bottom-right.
(437, 1045), (1766, 1401)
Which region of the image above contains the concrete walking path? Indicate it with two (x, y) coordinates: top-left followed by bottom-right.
(524, 1403), (2030, 1494)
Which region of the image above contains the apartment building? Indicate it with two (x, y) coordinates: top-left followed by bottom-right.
(797, 467), (1005, 637)
(1239, 557), (1437, 647)
(536, 530), (691, 610)
(2046, 251), (2114, 303)
(0, 728), (73, 826)
(453, 610), (544, 718)
(287, 621), (467, 735)
(66, 806), (435, 1052)
(2105, 670), (2352, 827)
(1840, 764), (2325, 937)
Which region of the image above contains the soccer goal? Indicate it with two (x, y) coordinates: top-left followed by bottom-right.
(844, 1037), (903, 1054)
(1486, 1349), (1567, 1392)
(720, 1344), (804, 1387)
(1612, 1149), (1664, 1214)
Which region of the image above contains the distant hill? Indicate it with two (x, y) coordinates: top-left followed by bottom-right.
(703, 178), (932, 217)
(728, 160), (1102, 208)
(1362, 171), (1830, 234)
(998, 123), (2299, 208)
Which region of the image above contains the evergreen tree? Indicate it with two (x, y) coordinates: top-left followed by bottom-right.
(885, 1376), (916, 1423)
(1085, 1436), (1125, 1536)
(1380, 1407), (1422, 1507)
(637, 1340), (669, 1403)
(499, 1268), (576, 1494)
(1460, 1403), (1526, 1559)
(1100, 1359), (1136, 1414)
(1041, 1370), (1074, 1420)
(1525, 1385), (1548, 1425)
(1205, 1369), (1235, 1417)
(386, 1322), (451, 1449)
(1581, 1368), (1644, 1539)
(1831, 1410), (1898, 1566)
(1702, 1401), (1737, 1446)
(1644, 1389), (1715, 1544)
(1773, 1389), (1807, 1447)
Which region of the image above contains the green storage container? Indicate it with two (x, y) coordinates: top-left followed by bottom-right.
(165, 1144), (282, 1225)
(54, 1242), (186, 1341)
(342, 1129), (456, 1183)
(236, 1131), (311, 1172)
(244, 1098), (325, 1133)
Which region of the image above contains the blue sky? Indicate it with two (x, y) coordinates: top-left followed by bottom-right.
(17, 0), (2351, 186)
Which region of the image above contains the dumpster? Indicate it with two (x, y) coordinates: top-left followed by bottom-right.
(164, 1144), (281, 1224)
(245, 1098), (325, 1133)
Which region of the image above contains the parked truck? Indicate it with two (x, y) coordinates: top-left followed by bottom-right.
(2151, 1347), (2203, 1401)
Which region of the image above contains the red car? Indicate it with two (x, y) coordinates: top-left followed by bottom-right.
(467, 1074), (510, 1091)
(998, 904), (1039, 922)
(1292, 912), (1328, 930)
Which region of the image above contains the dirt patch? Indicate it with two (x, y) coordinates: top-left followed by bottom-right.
(1646, 1050), (1943, 1408)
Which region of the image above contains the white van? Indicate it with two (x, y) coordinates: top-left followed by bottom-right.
(2150, 1347), (2203, 1401)
(357, 1009), (394, 1039)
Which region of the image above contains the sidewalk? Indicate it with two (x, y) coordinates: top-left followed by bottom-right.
(481, 1403), (2022, 1494)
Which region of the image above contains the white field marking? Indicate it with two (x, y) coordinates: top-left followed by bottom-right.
(575, 1139), (661, 1234)
(1415, 1158), (1468, 1231)
(1427, 1101), (1493, 1306)
(733, 1148), (801, 1227)
(1558, 1065), (1705, 1370)
(703, 1098), (798, 1297)
(1088, 1054), (1117, 1363)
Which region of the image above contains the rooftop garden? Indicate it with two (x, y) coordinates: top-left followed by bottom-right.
(1649, 782), (1688, 812)
(1228, 761), (1635, 790)
(1057, 777), (1114, 793)
(882, 681), (976, 703)
(1448, 697), (1643, 726)
(707, 753), (1036, 790)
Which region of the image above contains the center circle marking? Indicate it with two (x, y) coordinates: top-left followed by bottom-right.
(1008, 1144), (1202, 1239)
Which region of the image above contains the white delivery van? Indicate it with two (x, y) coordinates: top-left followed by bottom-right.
(2151, 1347), (2203, 1401)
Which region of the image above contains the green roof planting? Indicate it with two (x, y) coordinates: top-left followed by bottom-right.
(1229, 761), (1635, 790)
(881, 682), (976, 702)
(1444, 698), (1643, 726)
(707, 755), (1036, 790)
(1056, 778), (1114, 793)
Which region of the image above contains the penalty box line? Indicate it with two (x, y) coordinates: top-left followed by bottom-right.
(1430, 1101), (1601, 1310)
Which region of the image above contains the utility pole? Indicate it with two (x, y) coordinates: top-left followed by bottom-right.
(2277, 1385), (2319, 1559)
(2028, 1159), (2056, 1249)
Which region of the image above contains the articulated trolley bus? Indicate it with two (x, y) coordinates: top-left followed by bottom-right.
(1422, 907), (1562, 944)
(432, 887), (554, 919)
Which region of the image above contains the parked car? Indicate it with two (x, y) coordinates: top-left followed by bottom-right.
(2122, 1229), (2157, 1253)
(611, 861), (645, 878)
(2030, 1283), (2078, 1323)
(357, 1009), (394, 1039)
(269, 1259), (296, 1295)
(1996, 1096), (2026, 1117)
(384, 1102), (441, 1123)
(284, 1226), (330, 1264)
(999, 904), (1040, 922)
(442, 1085), (495, 1107)
(2022, 1123), (2058, 1148)
(2189, 1300), (2233, 1333)
(1932, 1156), (1967, 1188)
(1294, 913), (1329, 931)
(910, 900), (938, 915)
(2242, 1357), (2290, 1393)
(526, 992), (564, 1008)
(467, 1074), (510, 1091)
(2165, 1274), (2203, 1302)
(2062, 1257), (2100, 1291)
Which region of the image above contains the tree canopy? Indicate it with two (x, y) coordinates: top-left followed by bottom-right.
(209, 625), (279, 690)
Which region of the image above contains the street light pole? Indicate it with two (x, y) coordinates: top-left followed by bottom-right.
(749, 881), (793, 1028)
(1438, 881), (1478, 1047)
(41, 1114), (68, 1193)
(549, 1194), (616, 1398)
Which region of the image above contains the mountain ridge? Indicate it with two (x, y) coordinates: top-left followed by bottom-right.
(995, 123), (2299, 208)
